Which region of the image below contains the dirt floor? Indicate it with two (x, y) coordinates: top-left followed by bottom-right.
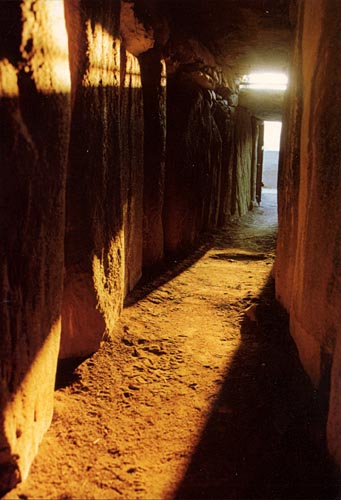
(5, 191), (340, 500)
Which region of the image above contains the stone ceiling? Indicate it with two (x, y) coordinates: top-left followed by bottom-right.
(133, 0), (293, 120)
(140, 0), (292, 74)
(238, 88), (285, 121)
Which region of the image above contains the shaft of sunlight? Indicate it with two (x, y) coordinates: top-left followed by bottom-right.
(240, 72), (288, 91)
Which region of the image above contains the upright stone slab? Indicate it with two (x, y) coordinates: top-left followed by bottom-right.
(140, 49), (166, 268)
(255, 122), (264, 205)
(250, 117), (259, 208)
(275, 0), (341, 464)
(0, 0), (70, 491)
(164, 78), (222, 255)
(120, 46), (144, 294)
(213, 100), (234, 225)
(61, 0), (124, 358)
(199, 97), (222, 232)
(230, 107), (253, 216)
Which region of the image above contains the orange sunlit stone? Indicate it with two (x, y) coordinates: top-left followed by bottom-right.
(0, 59), (18, 97)
(123, 50), (142, 88)
(83, 22), (120, 88)
(21, 0), (70, 94)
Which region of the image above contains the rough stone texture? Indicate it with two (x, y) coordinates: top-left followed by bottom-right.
(61, 0), (124, 358)
(214, 104), (258, 221)
(231, 107), (253, 216)
(238, 88), (284, 121)
(120, 0), (154, 57)
(163, 78), (222, 255)
(165, 37), (216, 79)
(250, 116), (259, 205)
(213, 100), (234, 226)
(255, 122), (264, 205)
(1, 0), (316, 493)
(120, 46), (144, 293)
(159, 0), (291, 77)
(0, 0), (70, 492)
(140, 49), (166, 268)
(275, 0), (341, 464)
(163, 72), (258, 257)
(198, 98), (222, 232)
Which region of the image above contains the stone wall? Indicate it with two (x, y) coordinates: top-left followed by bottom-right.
(61, 0), (124, 359)
(231, 107), (253, 216)
(164, 75), (256, 256)
(0, 1), (263, 492)
(140, 49), (166, 269)
(0, 0), (71, 491)
(120, 46), (144, 294)
(163, 78), (221, 255)
(275, 0), (341, 464)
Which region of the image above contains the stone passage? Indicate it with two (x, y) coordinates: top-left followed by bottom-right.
(7, 193), (339, 499)
(0, 0), (340, 494)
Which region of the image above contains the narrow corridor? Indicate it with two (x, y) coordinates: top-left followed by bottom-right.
(7, 193), (338, 500)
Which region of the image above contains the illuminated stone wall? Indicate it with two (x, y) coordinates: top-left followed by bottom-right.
(121, 46), (144, 293)
(0, 0), (147, 490)
(60, 0), (123, 359)
(0, 0), (290, 493)
(0, 0), (71, 491)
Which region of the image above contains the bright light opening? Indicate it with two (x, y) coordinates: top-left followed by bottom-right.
(240, 72), (288, 91)
(264, 121), (282, 151)
(262, 121), (282, 191)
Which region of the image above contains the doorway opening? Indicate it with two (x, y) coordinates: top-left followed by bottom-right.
(263, 120), (282, 193)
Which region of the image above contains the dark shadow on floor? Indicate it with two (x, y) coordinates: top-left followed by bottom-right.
(55, 356), (90, 389)
(175, 277), (340, 500)
(210, 252), (267, 261)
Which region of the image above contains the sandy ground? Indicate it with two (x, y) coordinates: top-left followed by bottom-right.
(5, 192), (339, 500)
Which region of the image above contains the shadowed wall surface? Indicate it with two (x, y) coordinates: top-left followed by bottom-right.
(275, 0), (341, 463)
